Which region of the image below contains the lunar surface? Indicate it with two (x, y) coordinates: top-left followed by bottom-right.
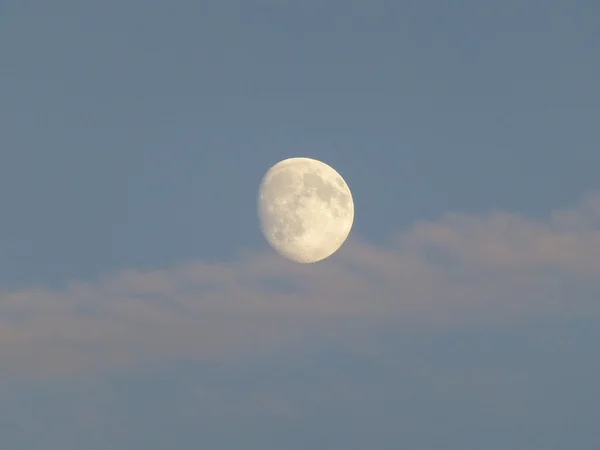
(258, 157), (354, 263)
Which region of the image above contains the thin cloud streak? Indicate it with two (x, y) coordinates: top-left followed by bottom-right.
(1, 191), (599, 380)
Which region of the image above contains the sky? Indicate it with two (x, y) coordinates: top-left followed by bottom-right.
(0, 0), (599, 448)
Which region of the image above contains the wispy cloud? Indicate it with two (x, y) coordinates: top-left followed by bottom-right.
(403, 191), (600, 275)
(1, 191), (599, 380)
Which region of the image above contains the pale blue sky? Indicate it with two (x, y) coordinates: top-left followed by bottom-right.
(1, 0), (599, 448)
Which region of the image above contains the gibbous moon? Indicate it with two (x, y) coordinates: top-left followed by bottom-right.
(258, 157), (354, 263)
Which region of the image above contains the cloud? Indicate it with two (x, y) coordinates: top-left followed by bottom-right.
(403, 190), (600, 275)
(1, 191), (599, 380)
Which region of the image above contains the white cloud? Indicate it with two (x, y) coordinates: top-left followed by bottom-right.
(1, 191), (599, 380)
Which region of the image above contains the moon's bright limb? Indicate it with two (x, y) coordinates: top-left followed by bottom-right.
(258, 157), (354, 263)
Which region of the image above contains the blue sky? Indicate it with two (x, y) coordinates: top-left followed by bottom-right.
(1, 0), (599, 448)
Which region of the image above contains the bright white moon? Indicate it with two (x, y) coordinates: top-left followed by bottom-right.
(258, 157), (354, 263)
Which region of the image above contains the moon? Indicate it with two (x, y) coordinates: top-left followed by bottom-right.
(258, 157), (354, 263)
